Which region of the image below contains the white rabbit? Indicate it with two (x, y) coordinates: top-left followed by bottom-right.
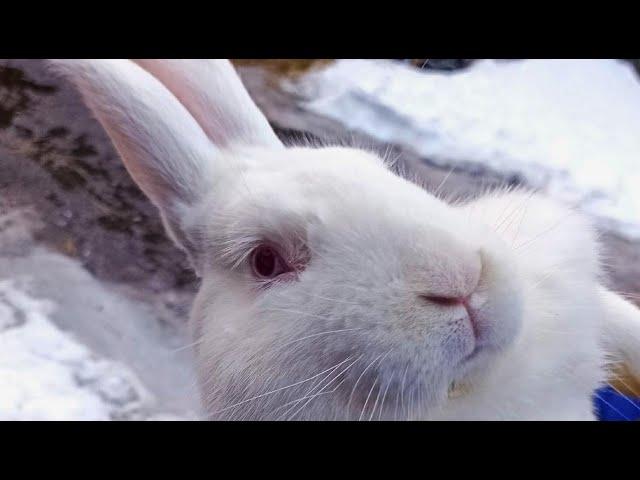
(50, 59), (640, 420)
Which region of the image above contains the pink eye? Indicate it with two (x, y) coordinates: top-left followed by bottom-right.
(251, 245), (289, 279)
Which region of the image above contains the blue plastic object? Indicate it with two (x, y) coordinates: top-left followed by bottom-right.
(593, 385), (640, 421)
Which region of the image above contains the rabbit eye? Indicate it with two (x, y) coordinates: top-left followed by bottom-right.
(251, 245), (289, 279)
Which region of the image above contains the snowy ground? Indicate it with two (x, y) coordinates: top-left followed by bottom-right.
(0, 269), (202, 420)
(0, 209), (202, 421)
(0, 263), (202, 420)
(0, 278), (148, 420)
(299, 59), (640, 238)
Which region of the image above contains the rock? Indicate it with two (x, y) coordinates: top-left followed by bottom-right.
(0, 60), (196, 293)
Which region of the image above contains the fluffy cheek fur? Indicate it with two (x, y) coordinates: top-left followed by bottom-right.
(192, 271), (459, 420)
(192, 255), (523, 420)
(192, 272), (321, 420)
(431, 276), (605, 420)
(427, 193), (608, 420)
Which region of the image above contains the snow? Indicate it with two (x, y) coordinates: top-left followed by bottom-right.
(301, 59), (640, 237)
(0, 207), (202, 421)
(0, 279), (146, 420)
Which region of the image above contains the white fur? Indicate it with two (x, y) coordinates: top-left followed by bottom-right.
(51, 59), (640, 420)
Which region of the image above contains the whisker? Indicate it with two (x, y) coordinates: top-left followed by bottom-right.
(432, 166), (455, 199)
(400, 363), (410, 420)
(377, 371), (395, 421)
(260, 308), (339, 321)
(359, 375), (380, 421)
(209, 356), (354, 415)
(277, 358), (350, 420)
(368, 375), (386, 421)
(514, 209), (578, 251)
(169, 338), (205, 354)
(346, 351), (389, 417)
(497, 191), (536, 235)
(301, 292), (363, 306)
(280, 328), (363, 347)
(492, 190), (536, 235)
(283, 355), (363, 420)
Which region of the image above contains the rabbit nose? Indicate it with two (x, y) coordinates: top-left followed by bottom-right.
(421, 295), (468, 307)
(419, 249), (483, 301)
(419, 294), (480, 338)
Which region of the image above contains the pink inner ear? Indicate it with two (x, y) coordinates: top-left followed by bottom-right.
(133, 60), (282, 149)
(51, 59), (214, 216)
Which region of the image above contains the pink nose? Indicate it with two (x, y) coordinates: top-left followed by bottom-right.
(420, 294), (479, 337)
(421, 295), (467, 307)
(420, 248), (482, 299)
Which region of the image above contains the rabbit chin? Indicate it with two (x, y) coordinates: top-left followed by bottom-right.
(198, 344), (518, 421)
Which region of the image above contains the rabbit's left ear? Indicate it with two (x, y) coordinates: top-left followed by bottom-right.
(600, 288), (640, 392)
(49, 59), (282, 273)
(49, 59), (220, 258)
(133, 59), (282, 149)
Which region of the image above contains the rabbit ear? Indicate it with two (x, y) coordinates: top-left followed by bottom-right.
(49, 59), (219, 256)
(133, 59), (282, 149)
(599, 288), (640, 390)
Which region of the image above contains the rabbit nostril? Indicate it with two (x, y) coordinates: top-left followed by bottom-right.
(421, 295), (465, 307)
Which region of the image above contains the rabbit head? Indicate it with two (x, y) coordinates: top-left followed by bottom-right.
(52, 59), (610, 420)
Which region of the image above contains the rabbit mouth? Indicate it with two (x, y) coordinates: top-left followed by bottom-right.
(204, 345), (501, 420)
(454, 343), (500, 377)
(329, 348), (490, 420)
(461, 344), (487, 364)
(287, 327), (509, 420)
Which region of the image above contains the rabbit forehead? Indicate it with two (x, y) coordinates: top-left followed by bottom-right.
(203, 146), (459, 253)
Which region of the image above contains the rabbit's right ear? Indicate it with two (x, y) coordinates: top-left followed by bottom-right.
(133, 59), (282, 149)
